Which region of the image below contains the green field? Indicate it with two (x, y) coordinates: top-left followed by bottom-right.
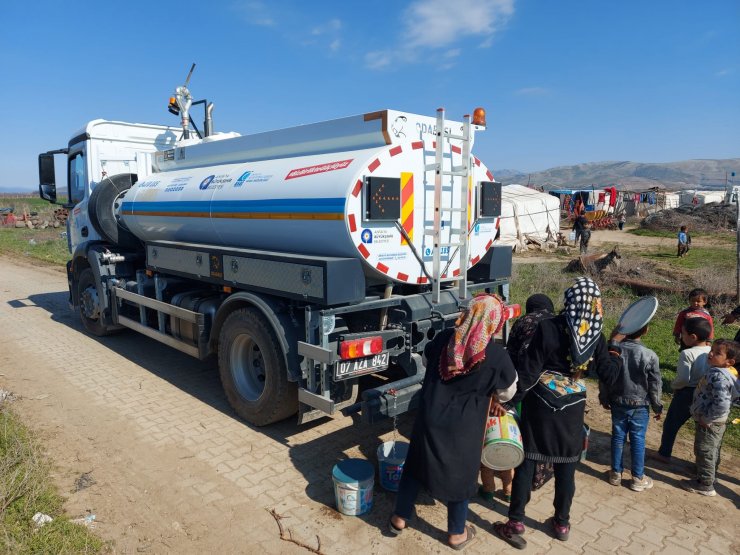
(0, 228), (69, 266)
(0, 195), (67, 215)
(630, 227), (735, 243)
(0, 195), (70, 266)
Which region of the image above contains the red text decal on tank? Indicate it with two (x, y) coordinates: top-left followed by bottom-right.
(285, 159), (353, 180)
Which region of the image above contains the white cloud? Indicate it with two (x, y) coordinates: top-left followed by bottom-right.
(329, 39), (341, 52)
(515, 87), (549, 96)
(443, 49), (461, 60)
(365, 0), (514, 70)
(715, 68), (734, 77)
(365, 51), (395, 70)
(234, 1), (276, 26)
(405, 0), (514, 49)
(312, 18), (342, 36)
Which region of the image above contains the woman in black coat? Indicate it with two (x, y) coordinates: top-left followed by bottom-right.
(388, 295), (518, 550)
(494, 277), (622, 549)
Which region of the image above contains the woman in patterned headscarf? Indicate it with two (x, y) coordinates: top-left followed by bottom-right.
(389, 295), (518, 550)
(494, 278), (623, 549)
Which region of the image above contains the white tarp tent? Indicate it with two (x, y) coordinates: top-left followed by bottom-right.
(662, 192), (680, 209)
(696, 191), (725, 204)
(680, 190), (725, 205)
(498, 185), (560, 250)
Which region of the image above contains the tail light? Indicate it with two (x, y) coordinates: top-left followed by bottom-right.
(340, 336), (383, 360)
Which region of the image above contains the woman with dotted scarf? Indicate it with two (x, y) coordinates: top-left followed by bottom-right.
(494, 277), (623, 549)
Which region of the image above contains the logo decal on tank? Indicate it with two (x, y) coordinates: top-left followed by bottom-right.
(234, 170), (273, 187)
(361, 229), (373, 244)
(200, 175), (215, 190)
(234, 171), (252, 187)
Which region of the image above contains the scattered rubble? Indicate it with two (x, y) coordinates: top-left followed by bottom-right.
(1, 205), (67, 229)
(641, 202), (736, 233)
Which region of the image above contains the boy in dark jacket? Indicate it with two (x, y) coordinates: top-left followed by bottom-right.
(600, 324), (663, 492)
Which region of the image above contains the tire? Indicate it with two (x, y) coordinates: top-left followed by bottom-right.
(77, 268), (113, 336)
(218, 308), (298, 426)
(88, 173), (141, 250)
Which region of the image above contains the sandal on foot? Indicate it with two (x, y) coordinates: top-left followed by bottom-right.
(493, 521), (527, 550)
(449, 525), (477, 551)
(388, 516), (404, 535)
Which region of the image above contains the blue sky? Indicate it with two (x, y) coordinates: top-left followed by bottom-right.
(0, 0), (738, 190)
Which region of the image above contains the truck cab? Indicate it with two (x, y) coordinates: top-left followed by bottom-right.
(39, 120), (182, 253)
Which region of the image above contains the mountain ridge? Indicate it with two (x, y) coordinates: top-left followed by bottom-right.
(495, 157), (739, 191)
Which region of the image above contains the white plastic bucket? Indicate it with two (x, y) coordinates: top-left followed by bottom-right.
(332, 459), (374, 516)
(481, 412), (524, 470)
(377, 441), (409, 492)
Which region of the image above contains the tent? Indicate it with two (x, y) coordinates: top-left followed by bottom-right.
(498, 185), (561, 250)
(662, 192), (680, 209)
(680, 190), (725, 205)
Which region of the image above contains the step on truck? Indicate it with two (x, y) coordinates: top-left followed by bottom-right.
(38, 75), (513, 426)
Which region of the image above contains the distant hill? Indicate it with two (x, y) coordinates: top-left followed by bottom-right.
(496, 158), (740, 191)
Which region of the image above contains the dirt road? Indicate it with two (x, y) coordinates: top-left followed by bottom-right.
(1, 257), (737, 554)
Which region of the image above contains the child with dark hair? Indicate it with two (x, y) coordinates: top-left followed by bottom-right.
(677, 225), (689, 257)
(682, 339), (740, 496)
(600, 324), (662, 492)
(672, 288), (713, 350)
(655, 317), (712, 463)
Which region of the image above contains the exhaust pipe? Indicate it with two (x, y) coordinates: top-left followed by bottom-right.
(204, 102), (214, 137)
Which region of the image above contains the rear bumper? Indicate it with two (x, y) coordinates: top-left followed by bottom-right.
(343, 373), (424, 424)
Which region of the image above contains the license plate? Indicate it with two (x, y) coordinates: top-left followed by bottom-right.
(334, 352), (389, 380)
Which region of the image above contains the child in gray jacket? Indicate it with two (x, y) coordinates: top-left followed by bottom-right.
(682, 339), (740, 496)
(600, 324), (663, 492)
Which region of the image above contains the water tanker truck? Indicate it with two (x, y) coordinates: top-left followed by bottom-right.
(38, 77), (513, 426)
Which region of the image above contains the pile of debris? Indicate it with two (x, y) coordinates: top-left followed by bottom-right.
(1, 206), (67, 229)
(641, 202), (736, 233)
(2, 211), (62, 229)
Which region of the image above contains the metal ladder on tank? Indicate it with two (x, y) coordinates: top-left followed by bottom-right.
(425, 108), (474, 304)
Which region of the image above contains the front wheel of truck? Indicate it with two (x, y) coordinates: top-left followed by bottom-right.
(77, 267), (113, 336)
(218, 308), (298, 426)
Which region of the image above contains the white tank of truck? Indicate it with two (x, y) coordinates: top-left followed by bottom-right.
(119, 109), (500, 284)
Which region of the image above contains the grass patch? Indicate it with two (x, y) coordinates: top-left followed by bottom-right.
(638, 246), (736, 272)
(0, 196), (67, 215)
(0, 228), (69, 267)
(629, 228), (677, 238)
(0, 403), (104, 554)
(629, 227), (735, 243)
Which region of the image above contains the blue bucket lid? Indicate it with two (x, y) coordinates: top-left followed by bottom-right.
(333, 458), (374, 483)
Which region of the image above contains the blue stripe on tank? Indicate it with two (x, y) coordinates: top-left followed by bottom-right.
(120, 197), (345, 214)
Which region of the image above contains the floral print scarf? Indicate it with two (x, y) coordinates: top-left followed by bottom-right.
(440, 294), (505, 381)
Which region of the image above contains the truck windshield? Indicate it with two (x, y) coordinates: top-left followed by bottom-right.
(68, 152), (86, 205)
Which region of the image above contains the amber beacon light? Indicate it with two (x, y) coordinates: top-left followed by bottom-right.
(472, 107), (487, 126)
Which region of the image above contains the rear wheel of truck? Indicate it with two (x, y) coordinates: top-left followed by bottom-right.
(77, 268), (113, 336)
(218, 308), (298, 426)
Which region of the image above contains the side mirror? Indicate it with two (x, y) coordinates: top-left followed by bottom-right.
(38, 153), (57, 203)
